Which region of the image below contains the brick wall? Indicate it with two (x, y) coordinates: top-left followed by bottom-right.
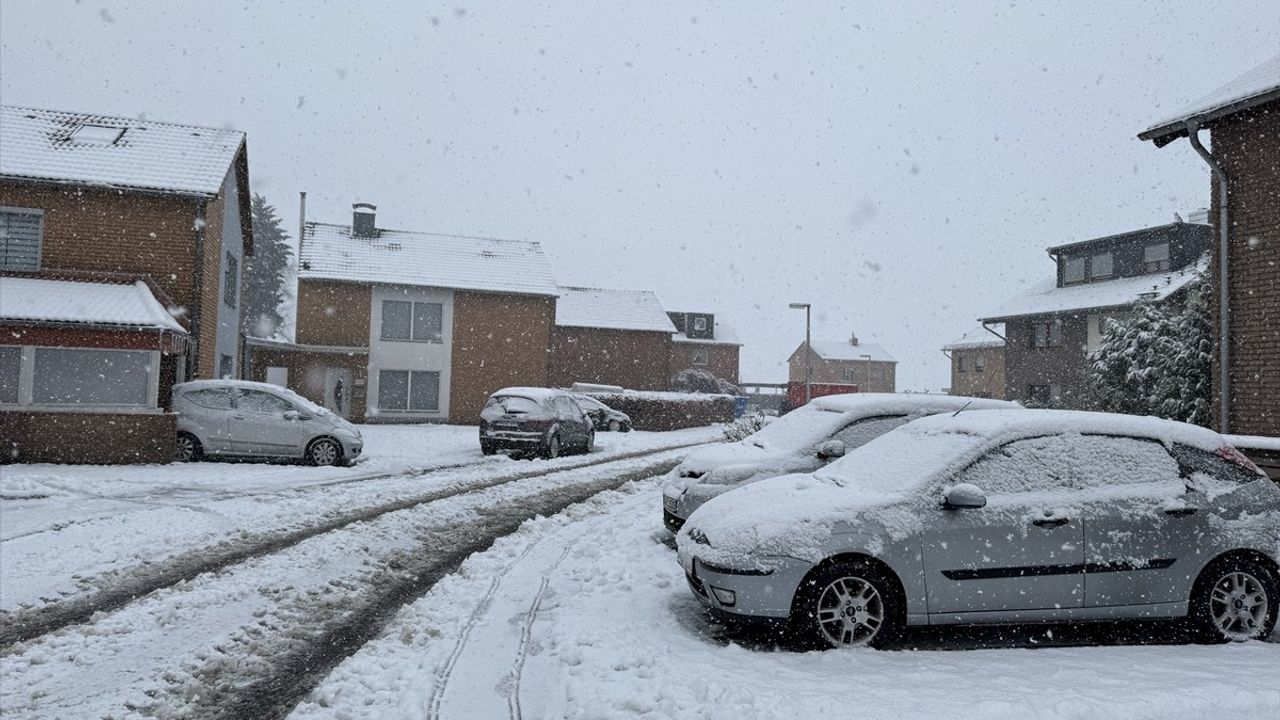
(1209, 104), (1280, 437)
(669, 343), (740, 385)
(789, 348), (896, 392)
(0, 411), (175, 464)
(1001, 315), (1097, 408)
(295, 279), (373, 347)
(451, 291), (555, 423)
(549, 326), (673, 392)
(246, 345), (370, 421)
(949, 345), (1006, 399)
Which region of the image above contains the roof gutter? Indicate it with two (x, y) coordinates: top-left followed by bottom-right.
(1183, 121), (1231, 434)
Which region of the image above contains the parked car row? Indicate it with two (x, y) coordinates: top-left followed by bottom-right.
(666, 395), (1280, 649)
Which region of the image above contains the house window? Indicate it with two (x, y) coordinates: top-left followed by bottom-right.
(32, 348), (151, 406)
(219, 354), (233, 379)
(693, 317), (707, 332)
(224, 252), (238, 307)
(1144, 243), (1170, 272)
(956, 357), (967, 373)
(1028, 384), (1051, 405)
(0, 207), (43, 271)
(843, 367), (857, 382)
(0, 346), (20, 404)
(691, 348), (709, 366)
(1031, 319), (1063, 348)
(381, 300), (443, 342)
(1063, 255), (1086, 284)
(974, 355), (986, 372)
(378, 369), (440, 411)
(1091, 252), (1113, 280)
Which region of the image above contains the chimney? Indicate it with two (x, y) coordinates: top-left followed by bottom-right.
(352, 202), (377, 238)
(849, 332), (859, 346)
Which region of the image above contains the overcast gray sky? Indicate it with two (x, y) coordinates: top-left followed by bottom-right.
(2, 1), (1276, 388)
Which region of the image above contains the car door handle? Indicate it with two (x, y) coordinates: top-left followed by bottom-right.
(232, 414), (246, 420)
(1031, 516), (1070, 528)
(1164, 507), (1197, 517)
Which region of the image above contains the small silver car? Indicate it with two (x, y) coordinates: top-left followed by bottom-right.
(662, 393), (1019, 532)
(172, 380), (363, 466)
(677, 409), (1280, 648)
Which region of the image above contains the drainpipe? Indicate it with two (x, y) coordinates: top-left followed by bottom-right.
(189, 201), (208, 379)
(980, 322), (1006, 342)
(1185, 121), (1231, 434)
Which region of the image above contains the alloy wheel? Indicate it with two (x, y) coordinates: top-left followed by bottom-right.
(816, 575), (885, 647)
(174, 435), (198, 462)
(1209, 571), (1270, 641)
(309, 439), (340, 466)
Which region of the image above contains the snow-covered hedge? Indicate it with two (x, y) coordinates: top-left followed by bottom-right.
(584, 390), (734, 431)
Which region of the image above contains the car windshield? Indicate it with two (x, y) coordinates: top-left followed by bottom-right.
(743, 407), (853, 451)
(815, 426), (987, 495)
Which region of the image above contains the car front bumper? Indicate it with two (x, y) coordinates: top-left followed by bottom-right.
(676, 545), (810, 620)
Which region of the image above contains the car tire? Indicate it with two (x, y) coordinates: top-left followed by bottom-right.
(543, 433), (561, 459)
(583, 429), (595, 454)
(174, 432), (203, 463)
(306, 437), (343, 467)
(1188, 555), (1280, 643)
(608, 420), (621, 432)
(480, 441), (497, 456)
(791, 559), (902, 650)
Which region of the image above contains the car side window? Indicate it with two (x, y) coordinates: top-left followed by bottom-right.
(184, 388), (233, 410)
(829, 415), (908, 451)
(237, 389), (294, 415)
(954, 434), (1179, 496)
(1170, 444), (1264, 486)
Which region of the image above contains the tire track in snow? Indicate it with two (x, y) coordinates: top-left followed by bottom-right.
(0, 440), (710, 653)
(508, 545), (572, 720)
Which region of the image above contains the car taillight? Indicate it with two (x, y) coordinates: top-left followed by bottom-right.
(1216, 446), (1265, 476)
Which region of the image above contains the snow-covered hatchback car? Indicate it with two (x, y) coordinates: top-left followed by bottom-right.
(677, 409), (1280, 648)
(172, 380), (363, 465)
(661, 393), (1019, 531)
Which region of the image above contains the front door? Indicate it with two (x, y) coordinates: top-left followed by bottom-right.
(922, 436), (1088, 616)
(324, 368), (353, 419)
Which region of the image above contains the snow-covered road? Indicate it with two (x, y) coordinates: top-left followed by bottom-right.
(295, 477), (1280, 720)
(0, 442), (711, 720)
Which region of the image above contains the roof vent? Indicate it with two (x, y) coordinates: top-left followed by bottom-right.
(352, 203), (377, 239)
(849, 332), (860, 346)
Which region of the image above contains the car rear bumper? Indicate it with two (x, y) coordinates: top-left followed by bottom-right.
(481, 430), (545, 445)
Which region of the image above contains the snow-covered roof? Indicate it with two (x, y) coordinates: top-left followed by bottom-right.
(982, 254), (1206, 321)
(299, 222), (559, 297)
(0, 276), (185, 331)
(804, 341), (896, 363)
(0, 105), (245, 196)
(1140, 53), (1280, 146)
(554, 286), (677, 332)
(672, 319), (742, 346)
(943, 326), (1005, 351)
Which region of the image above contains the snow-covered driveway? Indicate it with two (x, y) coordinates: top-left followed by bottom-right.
(296, 477), (1280, 720)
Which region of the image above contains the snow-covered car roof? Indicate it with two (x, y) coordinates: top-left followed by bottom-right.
(174, 379), (332, 415)
(489, 387), (566, 402)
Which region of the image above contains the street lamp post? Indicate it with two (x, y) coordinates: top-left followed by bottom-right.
(789, 303), (812, 404)
(859, 353), (872, 393)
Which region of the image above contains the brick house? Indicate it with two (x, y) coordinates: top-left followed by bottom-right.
(942, 327), (1006, 399)
(548, 286), (678, 391)
(666, 311), (741, 386)
(981, 222), (1210, 409)
(788, 335), (896, 393)
(246, 204), (558, 423)
(1139, 53), (1279, 437)
(0, 106), (251, 462)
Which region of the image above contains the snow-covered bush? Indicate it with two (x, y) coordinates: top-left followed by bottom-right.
(670, 368), (739, 395)
(1089, 275), (1210, 426)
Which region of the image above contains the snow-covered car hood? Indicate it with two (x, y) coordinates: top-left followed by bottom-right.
(665, 441), (803, 489)
(678, 472), (921, 570)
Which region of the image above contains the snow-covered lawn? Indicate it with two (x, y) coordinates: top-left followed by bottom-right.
(295, 477), (1280, 720)
(0, 424), (720, 612)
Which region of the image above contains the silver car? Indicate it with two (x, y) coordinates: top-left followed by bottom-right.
(172, 380), (363, 466)
(677, 409), (1280, 648)
(662, 393), (1019, 532)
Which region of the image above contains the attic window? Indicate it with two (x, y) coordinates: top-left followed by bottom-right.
(70, 124), (125, 145)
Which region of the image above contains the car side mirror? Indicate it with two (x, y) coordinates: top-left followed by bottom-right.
(942, 483), (987, 509)
(817, 440), (846, 459)
(284, 409), (310, 421)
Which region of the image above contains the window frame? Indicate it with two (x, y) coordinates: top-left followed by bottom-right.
(377, 369), (441, 413)
(1, 345), (161, 412)
(693, 316), (707, 331)
(223, 252), (238, 307)
(974, 354), (986, 372)
(691, 347), (709, 366)
(1031, 319), (1063, 348)
(380, 299), (444, 343)
(1063, 255), (1086, 284)
(1143, 242), (1170, 272)
(0, 206), (44, 272)
(1090, 251), (1113, 280)
(956, 356), (966, 373)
